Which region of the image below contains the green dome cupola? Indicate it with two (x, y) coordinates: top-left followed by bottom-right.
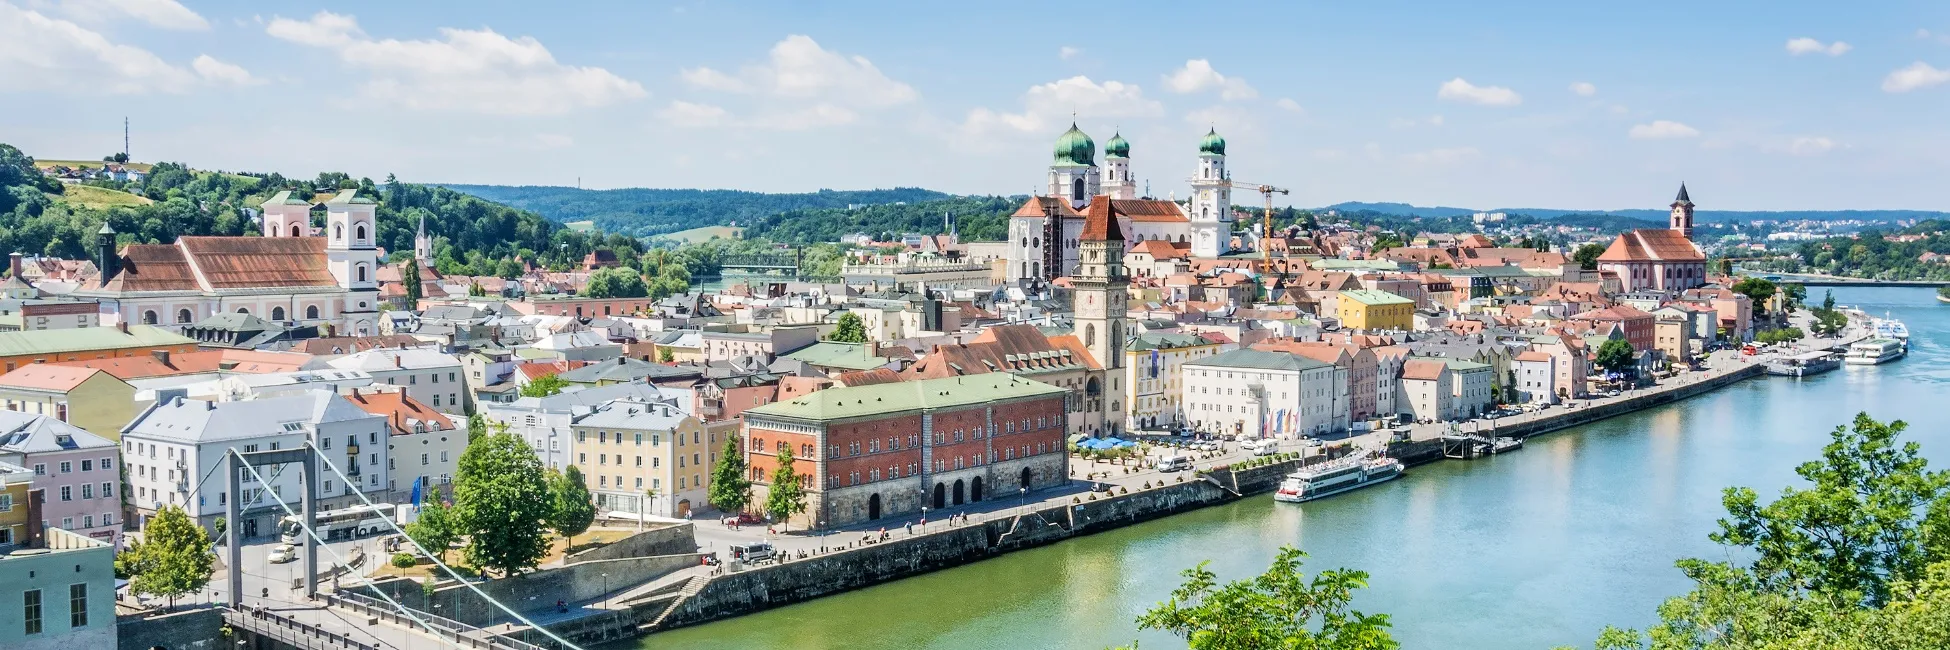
(1104, 131), (1130, 159)
(1053, 123), (1096, 166)
(1199, 127), (1226, 156)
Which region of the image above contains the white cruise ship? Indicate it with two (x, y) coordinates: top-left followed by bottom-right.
(1273, 453), (1404, 503)
(1846, 338), (1907, 366)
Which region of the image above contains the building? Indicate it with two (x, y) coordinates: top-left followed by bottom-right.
(1512, 351), (1558, 405)
(568, 398), (714, 519)
(1124, 332), (1223, 430)
(0, 416), (121, 547)
(1570, 305), (1656, 353)
(71, 190), (382, 335)
(0, 528), (116, 650)
(318, 348), (468, 415)
(120, 391), (391, 536)
(0, 300), (97, 333)
(1446, 359), (1495, 418)
(1182, 348), (1347, 438)
(1596, 185), (1706, 293)
(1398, 359), (1452, 422)
(1071, 197), (1131, 436)
(1531, 335), (1589, 400)
(0, 324), (198, 375)
(742, 373), (1068, 529)
(0, 461), (33, 548)
(902, 324), (1116, 438)
(0, 366), (135, 442)
(699, 324), (819, 362)
(347, 390), (463, 499)
(1337, 290), (1415, 331)
(482, 383), (682, 472)
(555, 357), (703, 388)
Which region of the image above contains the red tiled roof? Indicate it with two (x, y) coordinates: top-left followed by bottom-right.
(1109, 199), (1188, 223)
(177, 237), (340, 289)
(1515, 351), (1553, 362)
(1402, 359), (1447, 381)
(1597, 229), (1704, 263)
(0, 364), (105, 391)
(1011, 196), (1081, 218)
(1129, 240), (1191, 260)
(1080, 196), (1120, 241)
(347, 390), (456, 436)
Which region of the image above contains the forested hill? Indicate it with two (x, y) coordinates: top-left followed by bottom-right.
(1326, 201), (1950, 224)
(0, 144), (630, 276)
(741, 195), (1020, 243)
(440, 185), (952, 237)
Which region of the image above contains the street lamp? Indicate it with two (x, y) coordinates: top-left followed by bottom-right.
(601, 572), (609, 599)
(1018, 486), (1027, 516)
(920, 505), (928, 528)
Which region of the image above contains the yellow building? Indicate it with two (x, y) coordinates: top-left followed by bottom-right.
(1124, 332), (1223, 430)
(0, 462), (32, 547)
(0, 366), (136, 442)
(569, 398), (726, 520)
(1337, 289), (1415, 331)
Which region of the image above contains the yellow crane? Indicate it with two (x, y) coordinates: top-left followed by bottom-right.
(1224, 181), (1290, 271)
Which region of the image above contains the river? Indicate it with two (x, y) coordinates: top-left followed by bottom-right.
(618, 286), (1950, 650)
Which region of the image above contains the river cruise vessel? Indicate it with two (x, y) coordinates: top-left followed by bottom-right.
(1845, 338), (1907, 366)
(1274, 453), (1404, 503)
(1766, 350), (1842, 377)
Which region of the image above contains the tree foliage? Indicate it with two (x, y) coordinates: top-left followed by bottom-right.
(443, 185), (952, 238)
(405, 499), (459, 562)
(549, 465), (598, 546)
(709, 433), (752, 514)
(116, 505), (214, 609)
(764, 451), (807, 530)
(827, 312), (869, 343)
(1731, 277), (1778, 318)
(403, 257), (423, 305)
(453, 431), (553, 577)
(521, 373), (568, 398)
(1574, 243), (1607, 271)
(1594, 338), (1637, 376)
(581, 266), (649, 298)
(1129, 546), (1398, 650)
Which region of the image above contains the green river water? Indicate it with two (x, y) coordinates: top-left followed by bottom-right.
(619, 286), (1950, 650)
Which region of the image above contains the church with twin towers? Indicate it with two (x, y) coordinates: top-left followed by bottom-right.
(1006, 123), (1241, 284)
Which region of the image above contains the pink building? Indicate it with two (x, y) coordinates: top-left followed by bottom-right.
(0, 413), (122, 547)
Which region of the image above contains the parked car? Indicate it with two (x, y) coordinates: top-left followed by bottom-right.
(1155, 455), (1194, 472)
(1090, 482), (1112, 493)
(730, 542), (776, 563)
(268, 544), (297, 564)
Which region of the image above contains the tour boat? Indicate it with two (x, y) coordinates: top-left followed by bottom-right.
(1873, 316), (1910, 340)
(1273, 454), (1404, 503)
(1766, 350), (1842, 377)
(1845, 338), (1907, 366)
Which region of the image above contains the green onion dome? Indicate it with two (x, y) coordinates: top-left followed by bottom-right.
(1053, 123), (1096, 166)
(1104, 131), (1130, 159)
(1199, 127), (1226, 156)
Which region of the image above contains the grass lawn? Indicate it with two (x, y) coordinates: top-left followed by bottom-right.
(653, 225), (743, 244)
(371, 527), (642, 579)
(48, 184), (153, 209)
(564, 220), (597, 232)
(35, 159), (155, 173)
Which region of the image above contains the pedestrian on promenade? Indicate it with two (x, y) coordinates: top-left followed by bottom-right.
(906, 522), (913, 535)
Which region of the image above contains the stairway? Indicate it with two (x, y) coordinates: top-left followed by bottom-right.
(638, 570), (714, 632)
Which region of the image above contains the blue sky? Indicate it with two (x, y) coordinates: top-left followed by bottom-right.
(5, 1), (1950, 211)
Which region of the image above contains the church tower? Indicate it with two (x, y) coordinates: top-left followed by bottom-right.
(414, 212), (434, 261)
(1670, 183), (1695, 240)
(1103, 132), (1136, 200)
(259, 191), (312, 238)
(1074, 196), (1129, 436)
(1046, 123), (1101, 210)
(324, 190), (381, 336)
(1188, 128), (1231, 258)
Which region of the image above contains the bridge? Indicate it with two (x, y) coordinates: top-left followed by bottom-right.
(718, 251), (800, 273)
(1740, 270), (1950, 287)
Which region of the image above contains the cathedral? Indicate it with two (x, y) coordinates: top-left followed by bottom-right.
(71, 190), (383, 336)
(1006, 125), (1239, 284)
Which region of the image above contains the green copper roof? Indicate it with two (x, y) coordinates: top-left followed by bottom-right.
(781, 342), (887, 371)
(0, 324), (193, 358)
(1053, 123), (1096, 167)
(261, 190), (313, 207)
(1199, 127), (1226, 156)
(325, 190), (376, 206)
(747, 373), (1064, 422)
(1104, 132), (1130, 159)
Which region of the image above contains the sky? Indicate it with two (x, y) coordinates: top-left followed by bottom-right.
(5, 1), (1950, 211)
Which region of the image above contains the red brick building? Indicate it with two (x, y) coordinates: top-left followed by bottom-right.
(741, 373), (1068, 529)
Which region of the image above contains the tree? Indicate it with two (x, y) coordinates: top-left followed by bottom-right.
(828, 312), (869, 343)
(467, 413), (487, 443)
(658, 347), (675, 363)
(405, 499), (459, 562)
(1574, 243), (1607, 270)
(453, 431), (553, 577)
(548, 465), (598, 548)
(521, 373), (568, 398)
(709, 433), (752, 514)
(764, 451), (807, 531)
(403, 256), (423, 305)
(1731, 277), (1778, 317)
(1594, 338), (1637, 377)
(1129, 546), (1397, 650)
(581, 267), (649, 298)
(116, 505), (214, 610)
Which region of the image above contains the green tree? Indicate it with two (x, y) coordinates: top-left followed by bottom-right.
(1574, 243), (1607, 270)
(709, 433), (752, 514)
(1128, 546), (1398, 650)
(403, 256), (423, 305)
(1731, 277), (1778, 318)
(658, 347), (675, 363)
(827, 311), (869, 343)
(764, 451), (807, 531)
(521, 373), (568, 398)
(116, 505), (215, 610)
(1594, 338), (1637, 376)
(405, 499), (459, 562)
(581, 267), (649, 298)
(467, 413), (487, 443)
(548, 465), (598, 548)
(453, 431), (553, 577)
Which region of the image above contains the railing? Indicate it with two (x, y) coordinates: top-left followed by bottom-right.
(331, 590), (547, 650)
(227, 604), (377, 650)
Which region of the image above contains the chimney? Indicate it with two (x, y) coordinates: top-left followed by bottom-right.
(151, 349), (169, 367)
(8, 252), (19, 280)
(394, 354), (402, 369)
(118, 321), (129, 334)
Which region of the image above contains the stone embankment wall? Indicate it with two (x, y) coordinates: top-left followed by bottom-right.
(117, 606), (225, 650)
(564, 524), (697, 564)
(368, 552), (704, 627)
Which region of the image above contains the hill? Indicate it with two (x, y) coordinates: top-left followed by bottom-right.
(48, 184), (152, 209)
(440, 185), (951, 237)
(653, 225), (744, 244)
(1325, 201), (1950, 224)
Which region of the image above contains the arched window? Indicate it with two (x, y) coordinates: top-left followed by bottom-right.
(1071, 177), (1084, 202)
(270, 224), (281, 237)
(306, 305), (320, 320)
(333, 224), (343, 241)
(1031, 237), (1039, 248)
(291, 225), (303, 237)
(141, 310), (157, 324)
(271, 306), (286, 321)
(355, 264), (367, 282)
(176, 309), (192, 324)
(236, 307), (249, 315)
(355, 224), (367, 242)
(1084, 324), (1096, 348)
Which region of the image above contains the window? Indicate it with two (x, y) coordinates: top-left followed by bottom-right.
(23, 589), (40, 635)
(80, 484), (92, 499)
(100, 457), (111, 471)
(177, 309), (193, 324)
(59, 486), (71, 501)
(69, 583), (87, 628)
(32, 464), (43, 475)
(59, 461), (70, 473)
(306, 305), (320, 320)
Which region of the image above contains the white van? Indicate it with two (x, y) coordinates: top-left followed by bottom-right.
(1156, 455), (1193, 472)
(1243, 439), (1279, 456)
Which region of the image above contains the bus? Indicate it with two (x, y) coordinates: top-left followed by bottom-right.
(279, 503), (396, 544)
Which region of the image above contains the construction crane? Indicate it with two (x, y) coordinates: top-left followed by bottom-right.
(1225, 181), (1290, 271)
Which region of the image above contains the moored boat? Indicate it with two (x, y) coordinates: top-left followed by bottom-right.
(1274, 453), (1404, 503)
(1845, 338), (1907, 366)
(1766, 350), (1842, 377)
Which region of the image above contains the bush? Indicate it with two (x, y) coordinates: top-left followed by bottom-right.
(391, 553), (418, 568)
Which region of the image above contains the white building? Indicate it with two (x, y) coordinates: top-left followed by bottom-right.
(1447, 359), (1495, 419)
(343, 389), (464, 499)
(1512, 351), (1557, 405)
(482, 382), (686, 472)
(1183, 348), (1346, 439)
(316, 348), (467, 415)
(120, 390), (390, 536)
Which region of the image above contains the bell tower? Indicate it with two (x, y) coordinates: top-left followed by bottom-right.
(1670, 182), (1695, 240)
(1074, 196), (1129, 435)
(324, 190), (380, 336)
(1188, 128), (1231, 258)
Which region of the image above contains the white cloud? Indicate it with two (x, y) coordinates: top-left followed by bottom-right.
(191, 54), (257, 85)
(1400, 147), (1480, 165)
(1390, 114), (1445, 129)
(266, 12), (646, 115)
(1569, 81), (1597, 96)
(1059, 46), (1081, 60)
(679, 35), (915, 106)
(1163, 59), (1257, 100)
(1628, 120), (1701, 139)
(0, 2), (200, 93)
(658, 100), (729, 127)
(1882, 61), (1950, 93)
(1275, 98), (1303, 113)
(1437, 78), (1521, 106)
(1785, 37), (1851, 56)
(59, 0), (206, 30)
(959, 76), (1163, 139)
(1786, 136), (1836, 156)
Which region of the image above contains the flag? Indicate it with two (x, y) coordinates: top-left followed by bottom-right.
(409, 476), (423, 507)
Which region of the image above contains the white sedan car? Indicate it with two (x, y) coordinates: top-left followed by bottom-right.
(267, 544), (298, 564)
